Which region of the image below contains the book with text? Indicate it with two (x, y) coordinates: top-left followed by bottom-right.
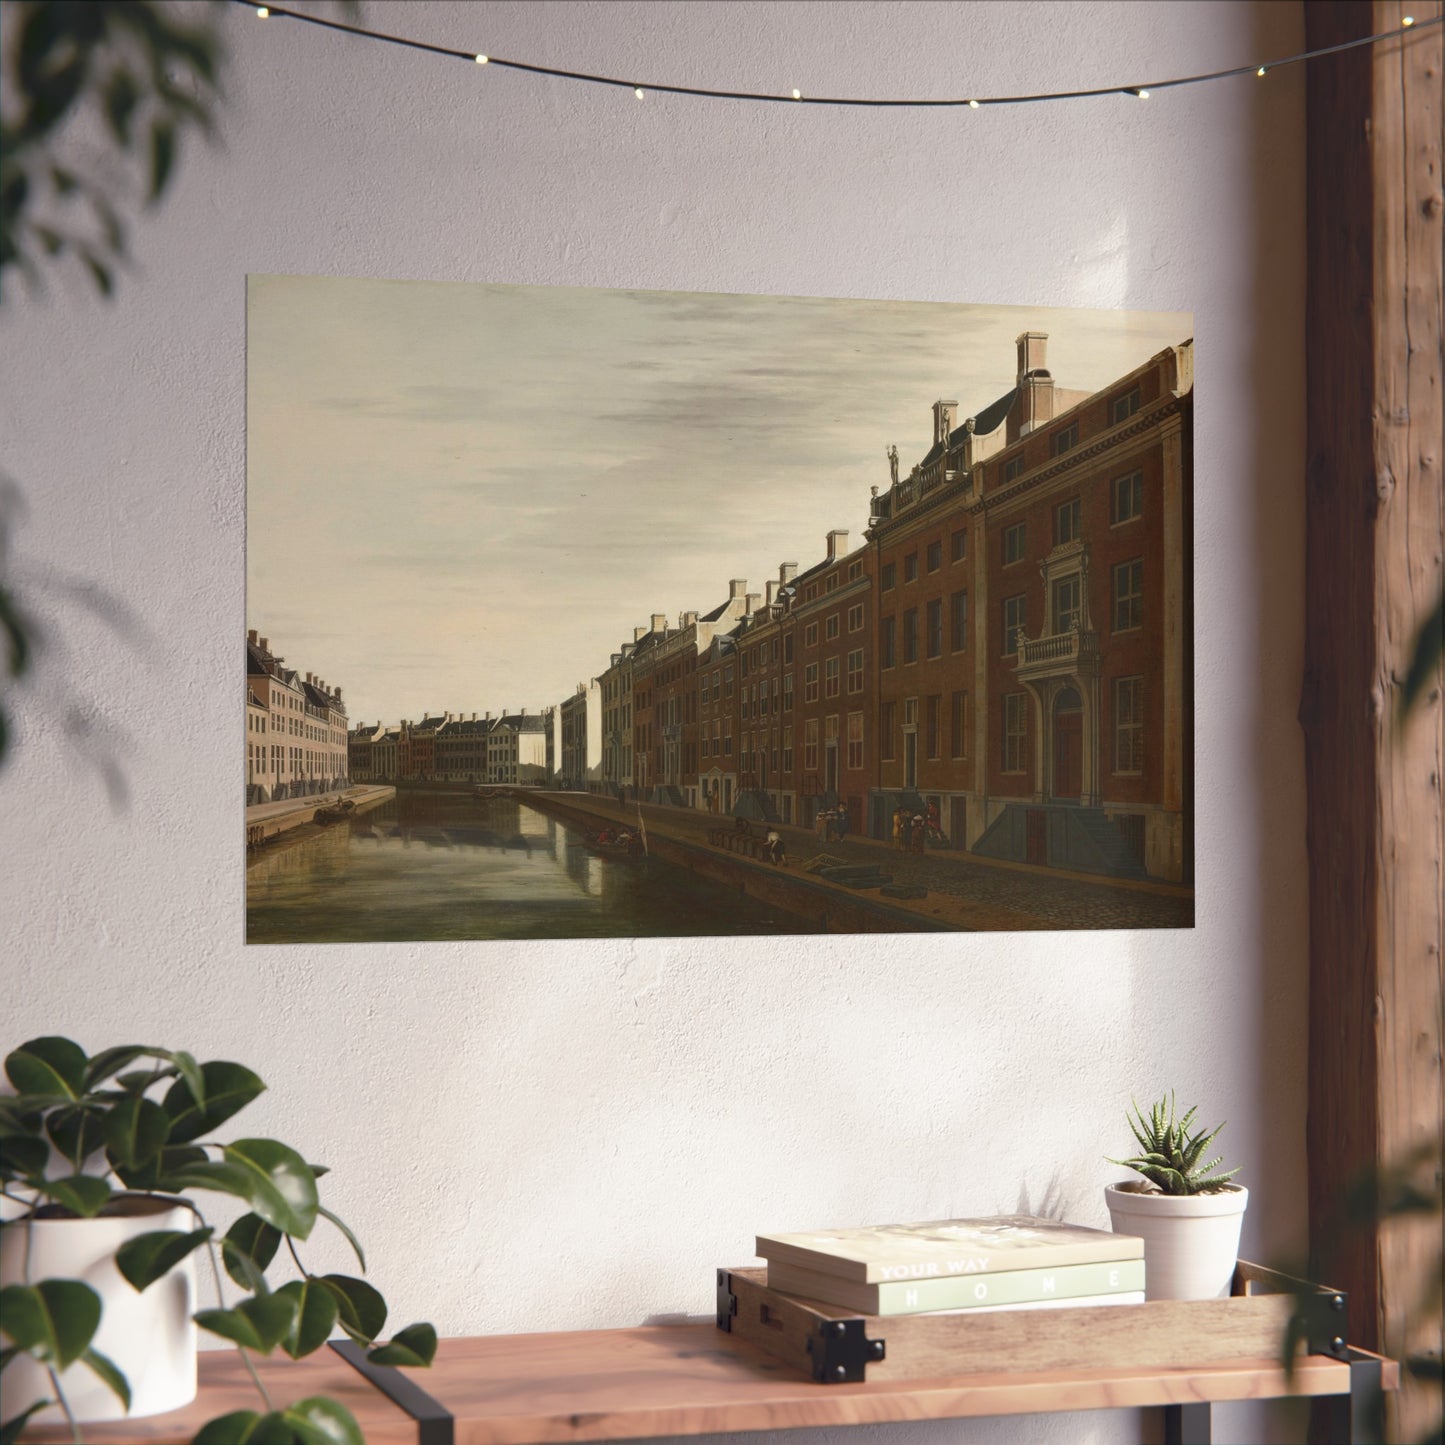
(757, 1215), (1143, 1284)
(765, 1256), (1146, 1315)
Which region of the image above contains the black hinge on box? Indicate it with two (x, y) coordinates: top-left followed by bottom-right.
(716, 1268), (738, 1331)
(1301, 1284), (1351, 1361)
(805, 1317), (886, 1383)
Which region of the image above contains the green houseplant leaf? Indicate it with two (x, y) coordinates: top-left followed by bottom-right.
(32, 1172), (112, 1216)
(192, 1411), (295, 1445)
(103, 1093), (171, 1168)
(222, 1212), (282, 1289)
(161, 1060), (265, 1144)
(281, 1396), (366, 1445)
(5, 1036), (87, 1099)
(0, 1400), (54, 1444)
(80, 1345), (131, 1409)
(222, 1138), (318, 1239)
(367, 1322), (437, 1368)
(195, 1291), (299, 1355)
(115, 1226), (213, 1291)
(318, 1274), (386, 1346)
(0, 1279), (101, 1368)
(276, 1277), (339, 1359)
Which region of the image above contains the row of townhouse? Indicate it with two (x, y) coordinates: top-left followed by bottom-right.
(245, 632), (349, 804)
(566, 331), (1193, 883)
(347, 711), (556, 786)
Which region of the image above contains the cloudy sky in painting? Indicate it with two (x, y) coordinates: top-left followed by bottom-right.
(247, 276), (1189, 725)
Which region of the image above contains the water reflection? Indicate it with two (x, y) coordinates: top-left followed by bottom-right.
(246, 792), (819, 943)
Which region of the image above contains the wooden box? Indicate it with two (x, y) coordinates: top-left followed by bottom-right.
(717, 1261), (1353, 1384)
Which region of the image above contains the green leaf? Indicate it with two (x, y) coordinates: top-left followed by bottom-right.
(220, 1139), (318, 1240)
(0, 1280), (101, 1368)
(195, 1292), (298, 1355)
(103, 1094), (171, 1169)
(0, 1134), (48, 1180)
(1, 1400), (53, 1444)
(318, 1275), (385, 1346)
(282, 1397), (364, 1445)
(276, 1278), (339, 1359)
(46, 1103), (108, 1166)
(81, 1346), (131, 1410)
(6, 1037), (87, 1099)
(318, 1205), (365, 1273)
(162, 1061), (264, 1144)
(223, 1213), (281, 1289)
(192, 1410), (296, 1445)
(35, 1173), (112, 1216)
(367, 1322), (437, 1368)
(114, 1141), (207, 1192)
(86, 1047), (203, 1109)
(116, 1226), (213, 1291)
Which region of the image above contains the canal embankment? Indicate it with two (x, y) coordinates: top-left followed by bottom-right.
(514, 791), (969, 933)
(245, 785), (395, 849)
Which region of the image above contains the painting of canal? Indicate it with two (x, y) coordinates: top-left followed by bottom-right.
(246, 276), (1195, 941)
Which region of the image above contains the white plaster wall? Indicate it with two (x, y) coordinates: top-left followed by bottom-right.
(0, 3), (1307, 1442)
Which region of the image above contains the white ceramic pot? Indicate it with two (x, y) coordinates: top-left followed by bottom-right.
(1104, 1181), (1249, 1301)
(0, 1194), (198, 1422)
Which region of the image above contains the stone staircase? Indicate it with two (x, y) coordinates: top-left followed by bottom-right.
(973, 805), (1148, 880)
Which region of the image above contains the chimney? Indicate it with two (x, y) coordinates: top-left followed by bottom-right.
(766, 580), (780, 606)
(1013, 332), (1054, 439)
(485, 711), (492, 720)
(248, 628), (258, 645)
(683, 610), (697, 627)
(779, 562), (798, 584)
(611, 652), (621, 667)
(335, 687), (342, 700)
(651, 613), (666, 633)
(826, 529), (849, 561)
(729, 578), (747, 600)
(1016, 331), (1048, 379)
(932, 400), (959, 447)
(258, 637), (269, 652)
(634, 626), (648, 642)
(745, 592), (761, 613)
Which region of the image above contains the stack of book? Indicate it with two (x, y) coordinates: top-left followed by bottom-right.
(756, 1215), (1145, 1316)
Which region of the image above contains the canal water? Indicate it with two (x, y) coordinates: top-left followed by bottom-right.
(246, 792), (821, 943)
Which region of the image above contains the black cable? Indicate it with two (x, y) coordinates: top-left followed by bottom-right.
(232, 2), (1439, 109)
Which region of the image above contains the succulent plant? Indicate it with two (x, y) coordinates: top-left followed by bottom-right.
(1109, 1092), (1241, 1196)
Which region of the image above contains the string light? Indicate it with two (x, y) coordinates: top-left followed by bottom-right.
(235, 2), (1440, 111)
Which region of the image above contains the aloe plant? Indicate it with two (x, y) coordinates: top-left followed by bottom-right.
(1109, 1092), (1241, 1196)
(0, 1036), (436, 1444)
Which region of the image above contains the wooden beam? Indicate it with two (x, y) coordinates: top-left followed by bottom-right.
(1303, 2), (1444, 1440)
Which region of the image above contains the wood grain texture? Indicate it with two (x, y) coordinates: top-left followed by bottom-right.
(1304, 3), (1444, 1439)
(729, 1266), (1296, 1383)
(18, 1349), (418, 1445)
(426, 1324), (1392, 1445)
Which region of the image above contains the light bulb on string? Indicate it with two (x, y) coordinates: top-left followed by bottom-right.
(792, 89), (802, 100)
(1403, 14), (1415, 24)
(634, 87), (644, 100)
(475, 54), (488, 64)
(255, 4), (268, 14)
(968, 99), (979, 109)
(1256, 66), (1267, 77)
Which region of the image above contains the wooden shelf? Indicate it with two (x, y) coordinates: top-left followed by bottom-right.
(20, 1321), (1398, 1445)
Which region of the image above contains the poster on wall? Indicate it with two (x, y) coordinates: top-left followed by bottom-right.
(246, 276), (1194, 942)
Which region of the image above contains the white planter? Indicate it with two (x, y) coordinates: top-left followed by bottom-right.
(1105, 1181), (1249, 1301)
(0, 1194), (198, 1423)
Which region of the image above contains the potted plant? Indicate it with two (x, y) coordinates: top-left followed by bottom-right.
(0, 1036), (436, 1443)
(1104, 1092), (1248, 1301)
